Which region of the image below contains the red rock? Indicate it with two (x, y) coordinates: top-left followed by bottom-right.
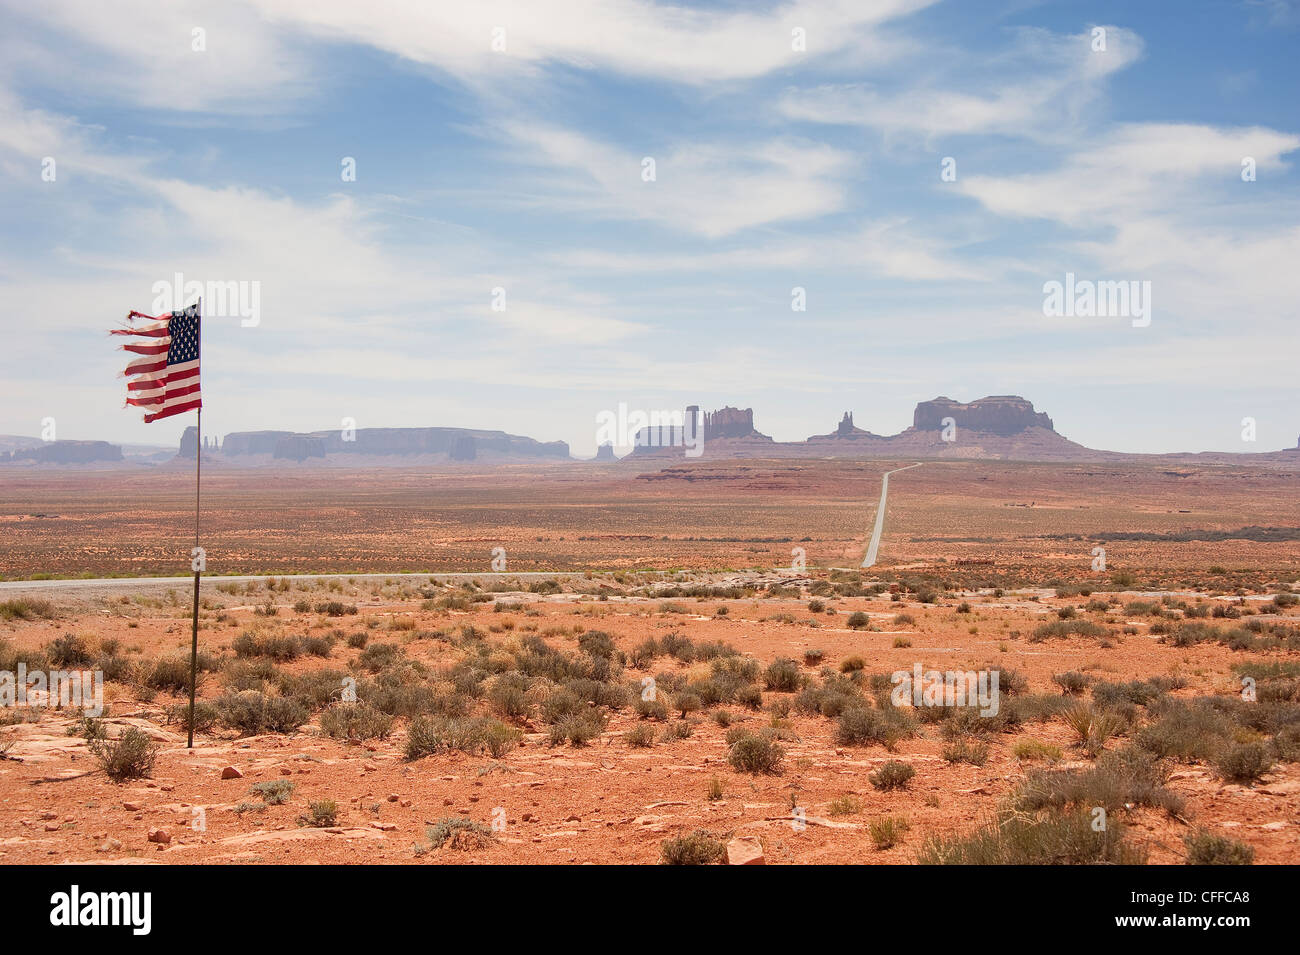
(147, 828), (172, 844)
(727, 836), (765, 865)
(220, 766), (243, 779)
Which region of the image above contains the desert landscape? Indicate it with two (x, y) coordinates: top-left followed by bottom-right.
(2, 457), (1298, 865)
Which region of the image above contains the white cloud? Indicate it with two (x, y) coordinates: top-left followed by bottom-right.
(248, 0), (935, 86)
(502, 122), (853, 237)
(0, 0), (309, 113)
(778, 26), (1143, 141)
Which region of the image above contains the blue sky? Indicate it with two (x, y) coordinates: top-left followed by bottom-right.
(0, 0), (1297, 457)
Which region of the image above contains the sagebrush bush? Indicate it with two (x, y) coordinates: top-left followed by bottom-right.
(869, 816), (910, 849)
(728, 731), (784, 774)
(869, 760), (915, 791)
(217, 690), (308, 735)
(1214, 741), (1272, 784)
(428, 817), (495, 850)
(302, 799), (337, 827)
(763, 657), (800, 692)
(660, 830), (726, 865)
(918, 810), (1147, 865)
(1184, 829), (1255, 865)
(91, 727), (159, 782)
(251, 779), (295, 805)
(319, 702), (394, 743)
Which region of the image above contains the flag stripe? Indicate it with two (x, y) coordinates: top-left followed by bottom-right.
(114, 304), (201, 424)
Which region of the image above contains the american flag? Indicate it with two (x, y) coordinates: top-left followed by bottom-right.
(112, 302), (202, 422)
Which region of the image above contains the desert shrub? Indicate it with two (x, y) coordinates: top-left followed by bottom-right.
(1014, 747), (1184, 816)
(251, 780), (295, 805)
(869, 816), (910, 850)
(358, 642), (403, 672)
(1273, 724), (1300, 762)
(846, 611), (871, 630)
(319, 702), (394, 742)
(1052, 671), (1091, 695)
(481, 720), (522, 758)
(1184, 829), (1254, 865)
(625, 724), (656, 748)
(803, 648), (825, 665)
(628, 638), (659, 669)
(796, 681), (858, 719)
(733, 684), (763, 709)
(662, 720), (692, 741)
(302, 800), (338, 827)
(346, 631), (369, 649)
(487, 680), (532, 721)
(1091, 679), (1169, 708)
(807, 599), (825, 613)
(942, 739), (990, 766)
(404, 715), (448, 760)
(0, 598), (57, 621)
(827, 795), (863, 816)
(1013, 739), (1062, 762)
(302, 634), (335, 657)
(428, 817), (495, 850)
(548, 708), (606, 747)
(635, 696), (669, 721)
(1273, 592), (1300, 609)
(835, 706), (915, 750)
(141, 655), (200, 694)
(217, 690), (308, 735)
(45, 633), (94, 667)
(90, 727), (159, 782)
(839, 655), (867, 674)
(279, 669), (354, 711)
(1061, 703), (1123, 755)
(917, 810), (1146, 865)
(232, 632), (304, 661)
(315, 601), (357, 617)
(1030, 620), (1108, 642)
(759, 660), (800, 691)
(728, 731), (784, 774)
(1214, 742), (1272, 784)
(869, 760), (915, 791)
(540, 688), (583, 723)
(221, 658), (278, 693)
(1137, 701), (1233, 762)
(660, 831), (726, 865)
(673, 691), (702, 718)
(403, 715), (516, 760)
(163, 699), (219, 735)
(893, 613), (916, 626)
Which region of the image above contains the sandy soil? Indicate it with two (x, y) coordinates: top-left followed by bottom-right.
(2, 576), (1297, 865)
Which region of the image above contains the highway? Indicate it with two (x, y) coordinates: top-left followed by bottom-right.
(861, 462), (923, 568)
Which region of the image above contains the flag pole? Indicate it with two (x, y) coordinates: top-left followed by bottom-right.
(186, 299), (202, 748)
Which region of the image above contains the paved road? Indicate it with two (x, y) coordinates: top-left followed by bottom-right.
(0, 570), (586, 594)
(861, 463), (923, 569)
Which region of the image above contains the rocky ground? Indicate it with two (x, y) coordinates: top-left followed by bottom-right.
(2, 569), (1298, 864)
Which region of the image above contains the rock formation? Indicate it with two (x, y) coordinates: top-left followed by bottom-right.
(216, 427), (568, 461)
(912, 396), (1053, 436)
(5, 440), (123, 464)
